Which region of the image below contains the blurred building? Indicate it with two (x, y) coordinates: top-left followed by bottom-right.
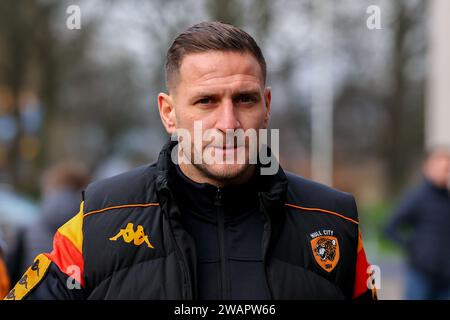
(427, 0), (450, 150)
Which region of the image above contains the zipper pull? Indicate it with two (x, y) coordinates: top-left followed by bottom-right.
(214, 188), (222, 206)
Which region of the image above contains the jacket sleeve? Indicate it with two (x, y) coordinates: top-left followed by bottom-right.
(352, 230), (377, 300)
(4, 202), (86, 300)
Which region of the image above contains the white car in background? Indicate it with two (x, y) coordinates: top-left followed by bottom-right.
(0, 184), (38, 251)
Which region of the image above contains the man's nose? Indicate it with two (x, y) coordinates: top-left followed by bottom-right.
(215, 100), (240, 132)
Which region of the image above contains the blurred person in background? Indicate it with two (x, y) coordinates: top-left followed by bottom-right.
(385, 148), (450, 300)
(6, 161), (90, 285)
(0, 233), (10, 299)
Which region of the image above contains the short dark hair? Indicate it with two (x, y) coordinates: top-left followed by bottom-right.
(165, 21), (266, 91)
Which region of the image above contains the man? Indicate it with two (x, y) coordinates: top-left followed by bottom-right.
(5, 21), (375, 300)
(385, 148), (450, 300)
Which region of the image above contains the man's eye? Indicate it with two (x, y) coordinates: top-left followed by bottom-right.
(236, 95), (256, 104)
(196, 97), (213, 105)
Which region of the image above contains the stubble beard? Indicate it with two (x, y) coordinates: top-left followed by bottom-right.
(182, 144), (255, 186)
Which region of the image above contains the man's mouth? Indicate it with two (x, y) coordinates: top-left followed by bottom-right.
(208, 144), (245, 157)
(210, 145), (244, 150)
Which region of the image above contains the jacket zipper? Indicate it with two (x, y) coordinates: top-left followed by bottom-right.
(263, 222), (273, 298)
(215, 188), (228, 299)
(161, 184), (193, 300)
(167, 217), (192, 299)
(260, 194), (274, 299)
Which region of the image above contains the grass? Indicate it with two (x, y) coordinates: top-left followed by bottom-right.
(359, 200), (405, 259)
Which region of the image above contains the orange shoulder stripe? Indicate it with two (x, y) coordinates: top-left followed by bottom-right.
(284, 203), (359, 225)
(0, 255), (10, 299)
(83, 203), (160, 218)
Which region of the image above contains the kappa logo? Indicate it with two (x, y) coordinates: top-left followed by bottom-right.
(4, 254), (51, 300)
(309, 229), (340, 272)
(109, 222), (154, 249)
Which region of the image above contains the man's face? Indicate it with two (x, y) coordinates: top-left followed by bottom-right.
(159, 51), (271, 185)
(425, 151), (450, 188)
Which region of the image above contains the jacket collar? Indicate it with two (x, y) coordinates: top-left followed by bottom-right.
(172, 163), (260, 223)
(423, 175), (450, 196)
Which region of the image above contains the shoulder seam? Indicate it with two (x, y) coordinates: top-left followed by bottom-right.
(285, 203), (359, 225)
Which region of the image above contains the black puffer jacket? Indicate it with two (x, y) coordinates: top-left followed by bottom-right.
(5, 141), (375, 300)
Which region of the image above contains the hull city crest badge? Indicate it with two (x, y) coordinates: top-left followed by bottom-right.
(309, 230), (340, 272)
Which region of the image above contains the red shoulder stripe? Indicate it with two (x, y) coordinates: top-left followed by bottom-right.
(352, 234), (370, 298)
(45, 231), (84, 287)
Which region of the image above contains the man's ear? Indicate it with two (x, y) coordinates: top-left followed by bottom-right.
(158, 93), (176, 134)
(263, 87), (272, 128)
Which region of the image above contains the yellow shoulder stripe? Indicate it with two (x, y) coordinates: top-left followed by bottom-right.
(4, 254), (52, 300)
(57, 201), (84, 253)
